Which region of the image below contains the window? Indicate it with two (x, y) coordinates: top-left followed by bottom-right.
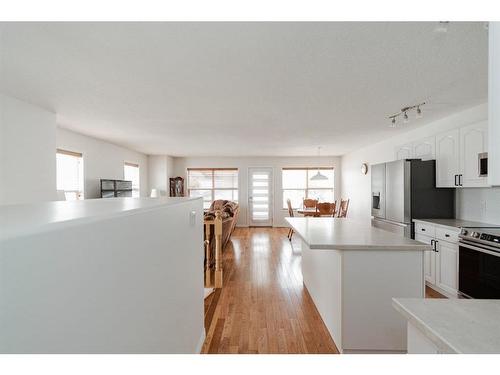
(282, 167), (334, 209)
(187, 168), (238, 209)
(124, 162), (140, 197)
(56, 149), (84, 200)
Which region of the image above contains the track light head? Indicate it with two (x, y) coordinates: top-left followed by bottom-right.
(403, 112), (409, 123)
(416, 106), (422, 119)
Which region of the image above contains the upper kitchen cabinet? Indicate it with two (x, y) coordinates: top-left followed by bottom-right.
(460, 121), (488, 187)
(435, 122), (489, 188)
(395, 138), (435, 161)
(489, 22), (500, 186)
(395, 143), (413, 160)
(435, 129), (460, 187)
(413, 137), (436, 160)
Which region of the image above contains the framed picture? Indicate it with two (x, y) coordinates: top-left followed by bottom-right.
(169, 177), (185, 197)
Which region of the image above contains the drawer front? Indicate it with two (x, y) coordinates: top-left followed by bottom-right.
(435, 226), (459, 243)
(101, 180), (115, 190)
(415, 222), (436, 237)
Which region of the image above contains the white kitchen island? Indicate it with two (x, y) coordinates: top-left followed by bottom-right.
(286, 217), (429, 353)
(0, 197), (204, 353)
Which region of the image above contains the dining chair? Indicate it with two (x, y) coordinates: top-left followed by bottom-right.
(337, 199), (350, 218)
(303, 198), (318, 209)
(316, 202), (336, 217)
(286, 198), (294, 241)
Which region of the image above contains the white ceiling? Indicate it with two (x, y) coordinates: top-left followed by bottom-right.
(0, 22), (488, 157)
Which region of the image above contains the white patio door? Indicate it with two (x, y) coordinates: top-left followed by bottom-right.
(248, 167), (273, 226)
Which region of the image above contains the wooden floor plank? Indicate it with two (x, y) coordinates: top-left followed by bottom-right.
(202, 227), (339, 354)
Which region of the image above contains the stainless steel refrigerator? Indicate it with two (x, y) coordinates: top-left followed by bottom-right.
(371, 159), (455, 238)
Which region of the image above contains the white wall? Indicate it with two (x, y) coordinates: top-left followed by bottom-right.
(57, 128), (149, 199)
(341, 103), (500, 225)
(148, 155), (175, 197)
(0, 94), (57, 205)
(173, 156), (342, 227)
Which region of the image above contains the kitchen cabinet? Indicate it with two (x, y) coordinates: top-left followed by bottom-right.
(413, 136), (436, 160)
(435, 121), (489, 188)
(489, 22), (500, 186)
(416, 233), (436, 285)
(435, 129), (460, 188)
(459, 121), (488, 187)
(435, 240), (458, 294)
(395, 143), (413, 160)
(414, 220), (459, 297)
(395, 137), (435, 162)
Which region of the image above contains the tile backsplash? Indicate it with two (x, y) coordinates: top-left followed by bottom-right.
(456, 187), (500, 225)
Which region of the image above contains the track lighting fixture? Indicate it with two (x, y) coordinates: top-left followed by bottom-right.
(387, 102), (425, 128)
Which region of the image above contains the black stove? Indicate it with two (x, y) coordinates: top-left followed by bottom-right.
(458, 227), (500, 299)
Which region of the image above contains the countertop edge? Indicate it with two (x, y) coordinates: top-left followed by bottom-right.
(412, 218), (498, 230)
(1, 197), (203, 242)
(286, 218), (429, 251)
(392, 298), (459, 354)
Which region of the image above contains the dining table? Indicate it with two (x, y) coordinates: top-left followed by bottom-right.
(297, 208), (321, 217)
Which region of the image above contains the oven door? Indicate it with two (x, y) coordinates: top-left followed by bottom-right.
(459, 240), (500, 298)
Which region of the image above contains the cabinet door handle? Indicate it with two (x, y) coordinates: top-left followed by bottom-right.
(430, 239), (435, 250)
(454, 174), (459, 186)
(445, 234), (450, 238)
(459, 174), (463, 186)
(434, 240), (439, 252)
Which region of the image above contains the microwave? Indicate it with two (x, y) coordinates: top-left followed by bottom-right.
(478, 152), (488, 177)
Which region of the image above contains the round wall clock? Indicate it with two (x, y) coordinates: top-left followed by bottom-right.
(361, 163), (368, 175)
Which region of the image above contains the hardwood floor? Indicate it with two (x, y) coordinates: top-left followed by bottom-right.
(425, 285), (447, 299)
(202, 227), (339, 354)
(202, 227), (446, 354)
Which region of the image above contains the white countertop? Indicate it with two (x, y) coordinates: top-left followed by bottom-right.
(286, 217), (429, 250)
(0, 197), (201, 241)
(393, 298), (500, 354)
(413, 218), (499, 229)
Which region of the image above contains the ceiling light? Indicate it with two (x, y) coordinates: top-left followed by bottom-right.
(434, 21), (449, 33)
(416, 106), (422, 119)
(403, 112), (409, 123)
(310, 170), (328, 181)
(310, 147), (328, 181)
(388, 102), (425, 128)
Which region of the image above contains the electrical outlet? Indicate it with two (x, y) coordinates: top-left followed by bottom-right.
(189, 210), (196, 226)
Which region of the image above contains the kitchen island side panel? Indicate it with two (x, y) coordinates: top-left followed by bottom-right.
(341, 250), (424, 352)
(301, 240), (343, 351)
